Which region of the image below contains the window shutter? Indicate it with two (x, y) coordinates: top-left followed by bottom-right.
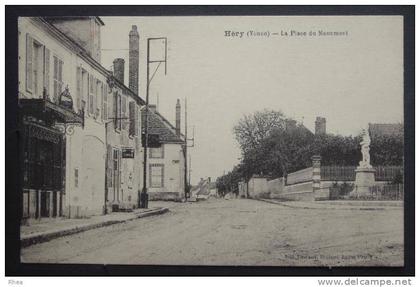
(43, 47), (50, 97)
(107, 88), (112, 121)
(58, 59), (63, 96)
(76, 67), (82, 111)
(89, 74), (93, 114)
(26, 34), (33, 93)
(93, 78), (97, 117)
(103, 84), (108, 120)
(106, 144), (113, 188)
(122, 96), (127, 130)
(129, 101), (135, 136)
(53, 56), (58, 102)
(135, 105), (139, 136)
(113, 92), (118, 128)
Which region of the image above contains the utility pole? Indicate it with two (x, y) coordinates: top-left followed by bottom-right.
(141, 37), (167, 209)
(184, 99), (194, 200)
(184, 99), (188, 200)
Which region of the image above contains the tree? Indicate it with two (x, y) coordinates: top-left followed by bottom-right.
(222, 109), (404, 193)
(233, 109), (286, 153)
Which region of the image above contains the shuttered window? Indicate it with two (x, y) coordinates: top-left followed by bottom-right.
(26, 34), (50, 98)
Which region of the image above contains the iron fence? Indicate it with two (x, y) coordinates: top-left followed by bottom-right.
(368, 184), (404, 200)
(321, 166), (403, 182)
(321, 166), (356, 181)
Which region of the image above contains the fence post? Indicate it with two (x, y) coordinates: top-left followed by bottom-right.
(311, 155), (321, 194)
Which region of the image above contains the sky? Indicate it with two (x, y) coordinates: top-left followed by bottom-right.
(100, 16), (403, 184)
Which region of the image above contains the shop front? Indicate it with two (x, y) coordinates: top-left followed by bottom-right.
(19, 95), (83, 220)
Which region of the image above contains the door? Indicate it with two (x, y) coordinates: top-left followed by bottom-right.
(40, 191), (49, 217)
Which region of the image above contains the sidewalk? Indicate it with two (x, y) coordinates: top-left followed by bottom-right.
(21, 206), (169, 248)
(258, 198), (403, 211)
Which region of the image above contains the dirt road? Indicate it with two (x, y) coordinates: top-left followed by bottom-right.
(21, 199), (403, 266)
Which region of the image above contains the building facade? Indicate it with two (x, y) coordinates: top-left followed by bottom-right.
(18, 17), (187, 221)
(142, 103), (186, 201)
(18, 17), (145, 220)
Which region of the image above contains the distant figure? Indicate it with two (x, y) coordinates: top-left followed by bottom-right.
(359, 128), (372, 168)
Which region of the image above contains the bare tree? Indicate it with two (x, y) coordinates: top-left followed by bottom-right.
(233, 109), (286, 153)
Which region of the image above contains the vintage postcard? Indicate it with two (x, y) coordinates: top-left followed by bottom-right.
(6, 6), (414, 274)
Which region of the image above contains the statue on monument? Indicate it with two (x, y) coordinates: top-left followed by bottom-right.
(359, 128), (372, 169)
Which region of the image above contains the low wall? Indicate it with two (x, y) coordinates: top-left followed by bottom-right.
(268, 178), (284, 198)
(276, 190), (315, 201)
(248, 177), (270, 198)
(286, 167), (313, 185)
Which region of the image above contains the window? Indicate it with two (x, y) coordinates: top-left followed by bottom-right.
(150, 164), (164, 188)
(81, 69), (88, 112)
(53, 55), (63, 103)
(76, 67), (82, 111)
(102, 83), (107, 121)
(26, 34), (50, 98)
(74, 168), (79, 188)
(113, 92), (122, 131)
(89, 74), (94, 115)
(95, 79), (101, 119)
(33, 42), (42, 96)
(150, 146), (164, 158)
(122, 95), (127, 130)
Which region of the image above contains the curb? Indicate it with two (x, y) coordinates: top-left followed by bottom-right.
(257, 198), (400, 211)
(21, 207), (169, 248)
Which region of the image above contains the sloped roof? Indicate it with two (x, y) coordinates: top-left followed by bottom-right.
(141, 108), (184, 144)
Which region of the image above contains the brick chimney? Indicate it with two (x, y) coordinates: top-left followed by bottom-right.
(113, 58), (125, 83)
(129, 25), (139, 95)
(176, 99), (181, 137)
(315, 117), (326, 135)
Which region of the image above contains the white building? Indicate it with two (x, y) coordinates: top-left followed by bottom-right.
(141, 102), (186, 201)
(18, 17), (143, 219)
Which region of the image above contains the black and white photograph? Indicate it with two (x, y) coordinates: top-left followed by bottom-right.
(4, 5), (415, 277)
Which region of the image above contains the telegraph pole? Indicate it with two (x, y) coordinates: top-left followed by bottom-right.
(184, 99), (188, 200)
(140, 37), (167, 209)
(184, 99), (194, 200)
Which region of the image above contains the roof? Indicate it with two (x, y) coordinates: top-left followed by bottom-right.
(44, 16), (104, 26)
(141, 108), (184, 144)
(368, 123), (403, 138)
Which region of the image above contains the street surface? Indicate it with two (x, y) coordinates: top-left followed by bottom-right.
(21, 199), (403, 266)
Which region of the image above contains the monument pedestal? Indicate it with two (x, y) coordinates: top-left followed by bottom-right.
(350, 167), (376, 198)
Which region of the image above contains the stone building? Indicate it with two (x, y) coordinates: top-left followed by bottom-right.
(104, 25), (144, 212)
(141, 102), (186, 201)
(18, 17), (144, 219)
